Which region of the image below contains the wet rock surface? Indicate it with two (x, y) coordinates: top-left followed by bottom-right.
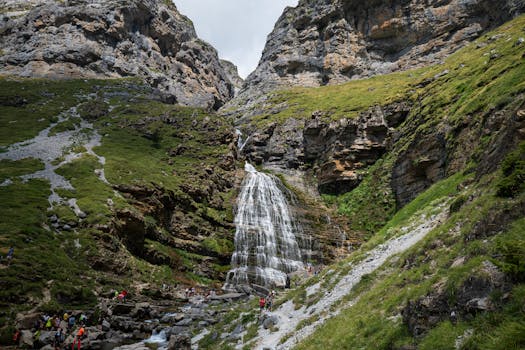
(0, 0), (234, 109)
(242, 102), (411, 195)
(15, 292), (249, 350)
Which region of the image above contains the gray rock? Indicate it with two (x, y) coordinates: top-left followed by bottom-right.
(209, 292), (248, 302)
(102, 319), (111, 331)
(0, 0), (234, 109)
(20, 330), (34, 348)
(262, 315), (279, 329)
(167, 333), (191, 350)
(174, 318), (193, 327)
(112, 303), (134, 316)
(160, 313), (185, 324)
(228, 324), (244, 340)
(224, 0), (525, 115)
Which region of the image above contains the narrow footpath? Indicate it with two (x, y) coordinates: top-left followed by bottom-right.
(252, 207), (448, 350)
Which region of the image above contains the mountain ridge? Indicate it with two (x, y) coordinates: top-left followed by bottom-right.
(0, 0), (236, 109)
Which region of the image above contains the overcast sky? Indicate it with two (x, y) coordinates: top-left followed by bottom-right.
(173, 0), (299, 79)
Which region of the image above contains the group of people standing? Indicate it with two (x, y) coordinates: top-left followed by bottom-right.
(259, 290), (276, 312)
(13, 312), (88, 350)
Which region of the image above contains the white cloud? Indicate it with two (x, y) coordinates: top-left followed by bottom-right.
(173, 0), (298, 78)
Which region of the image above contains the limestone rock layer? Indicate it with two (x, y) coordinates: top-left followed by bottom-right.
(242, 0), (524, 95)
(0, 0), (234, 109)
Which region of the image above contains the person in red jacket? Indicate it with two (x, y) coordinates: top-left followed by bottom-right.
(259, 297), (266, 313)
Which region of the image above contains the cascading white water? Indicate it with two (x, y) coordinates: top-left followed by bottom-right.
(225, 163), (306, 289)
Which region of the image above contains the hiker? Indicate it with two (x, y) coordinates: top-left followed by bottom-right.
(13, 329), (21, 346)
(266, 290), (276, 311)
(54, 328), (64, 349)
(285, 275), (291, 289)
(68, 315), (76, 331)
(6, 246), (14, 266)
(266, 295), (273, 311)
(45, 316), (53, 330)
(54, 315), (61, 330)
(72, 326), (85, 350)
(117, 290), (127, 302)
(79, 314), (87, 326)
(259, 297), (266, 312)
(63, 312), (69, 321)
(450, 310), (458, 324)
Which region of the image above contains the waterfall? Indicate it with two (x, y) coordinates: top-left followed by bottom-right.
(225, 163), (307, 289)
(235, 129), (250, 152)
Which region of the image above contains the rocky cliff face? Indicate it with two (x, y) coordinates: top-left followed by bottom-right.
(220, 59), (244, 94)
(242, 102), (411, 195)
(239, 0), (524, 98)
(0, 0), (234, 109)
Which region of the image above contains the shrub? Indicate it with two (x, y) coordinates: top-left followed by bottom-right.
(497, 142), (525, 197)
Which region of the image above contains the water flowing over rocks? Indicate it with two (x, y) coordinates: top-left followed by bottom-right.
(0, 0), (235, 109)
(224, 163), (312, 289)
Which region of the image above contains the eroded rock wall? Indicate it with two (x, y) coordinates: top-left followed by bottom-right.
(0, 0), (234, 109)
(242, 102), (411, 195)
(241, 0), (524, 97)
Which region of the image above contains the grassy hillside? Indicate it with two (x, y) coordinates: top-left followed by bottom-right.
(194, 15), (525, 349)
(0, 78), (239, 341)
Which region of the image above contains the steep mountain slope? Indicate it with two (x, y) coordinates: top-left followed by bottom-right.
(0, 1), (524, 349)
(225, 0), (524, 113)
(0, 78), (240, 342)
(0, 0), (234, 108)
(195, 14), (525, 350)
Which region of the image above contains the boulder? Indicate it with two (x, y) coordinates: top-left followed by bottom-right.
(262, 315), (279, 330)
(20, 329), (34, 348)
(160, 313), (185, 324)
(167, 333), (191, 350)
(131, 302), (151, 320)
(209, 292), (248, 302)
(111, 303), (135, 316)
(15, 311), (41, 329)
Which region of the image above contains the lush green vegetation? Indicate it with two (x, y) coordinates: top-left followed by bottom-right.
(291, 171), (525, 349)
(0, 78), (238, 342)
(497, 141), (525, 198)
(199, 15), (525, 350)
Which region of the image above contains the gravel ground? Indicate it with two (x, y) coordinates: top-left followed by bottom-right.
(0, 106), (107, 210)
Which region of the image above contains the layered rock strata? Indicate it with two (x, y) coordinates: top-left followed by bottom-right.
(220, 59), (244, 94)
(237, 0), (524, 101)
(0, 0), (234, 109)
(242, 102), (411, 195)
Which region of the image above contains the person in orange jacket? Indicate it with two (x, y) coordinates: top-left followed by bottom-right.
(72, 326), (85, 350)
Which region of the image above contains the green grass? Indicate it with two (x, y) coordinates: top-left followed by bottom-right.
(497, 141), (525, 198)
(55, 155), (114, 224)
(0, 78), (125, 147)
(0, 77), (239, 343)
(294, 171), (525, 350)
(0, 158), (44, 182)
(249, 68), (424, 127)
